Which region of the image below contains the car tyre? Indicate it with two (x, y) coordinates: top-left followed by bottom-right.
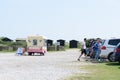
(108, 52), (115, 62)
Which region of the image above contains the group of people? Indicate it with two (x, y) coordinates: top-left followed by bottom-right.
(78, 38), (102, 62)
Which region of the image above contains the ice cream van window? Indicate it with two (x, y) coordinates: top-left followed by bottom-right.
(33, 39), (37, 45)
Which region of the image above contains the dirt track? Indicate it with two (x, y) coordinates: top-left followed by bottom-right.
(0, 49), (91, 80)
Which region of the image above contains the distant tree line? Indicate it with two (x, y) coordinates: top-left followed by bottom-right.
(0, 37), (99, 52)
(0, 37), (27, 51)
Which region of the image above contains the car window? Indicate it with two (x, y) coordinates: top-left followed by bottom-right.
(108, 39), (120, 46)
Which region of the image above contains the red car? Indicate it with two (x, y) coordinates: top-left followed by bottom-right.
(114, 43), (120, 63)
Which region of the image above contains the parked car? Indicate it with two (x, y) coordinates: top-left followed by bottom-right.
(100, 38), (120, 62)
(113, 42), (120, 63)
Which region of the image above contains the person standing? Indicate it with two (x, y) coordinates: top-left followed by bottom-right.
(93, 39), (101, 61)
(78, 38), (87, 61)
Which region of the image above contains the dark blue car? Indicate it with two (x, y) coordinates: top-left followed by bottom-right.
(114, 43), (120, 63)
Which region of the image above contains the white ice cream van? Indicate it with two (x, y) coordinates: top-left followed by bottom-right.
(27, 35), (47, 56)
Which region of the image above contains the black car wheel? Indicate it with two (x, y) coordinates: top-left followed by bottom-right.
(108, 52), (115, 62)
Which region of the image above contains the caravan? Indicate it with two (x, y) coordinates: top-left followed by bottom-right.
(27, 35), (47, 56)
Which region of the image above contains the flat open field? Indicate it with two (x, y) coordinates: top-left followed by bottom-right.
(0, 49), (91, 80)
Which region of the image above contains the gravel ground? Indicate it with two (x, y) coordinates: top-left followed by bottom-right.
(0, 49), (91, 80)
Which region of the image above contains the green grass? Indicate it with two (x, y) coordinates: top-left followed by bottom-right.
(65, 62), (120, 80)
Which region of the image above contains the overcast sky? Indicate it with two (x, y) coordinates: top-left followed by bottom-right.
(0, 0), (120, 41)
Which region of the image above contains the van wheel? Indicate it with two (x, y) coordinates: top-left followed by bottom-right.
(28, 52), (32, 56)
(108, 52), (114, 62)
(40, 53), (44, 56)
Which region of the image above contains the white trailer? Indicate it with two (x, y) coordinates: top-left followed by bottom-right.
(27, 35), (47, 56)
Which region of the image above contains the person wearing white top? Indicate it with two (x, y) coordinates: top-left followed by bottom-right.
(78, 38), (87, 61)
